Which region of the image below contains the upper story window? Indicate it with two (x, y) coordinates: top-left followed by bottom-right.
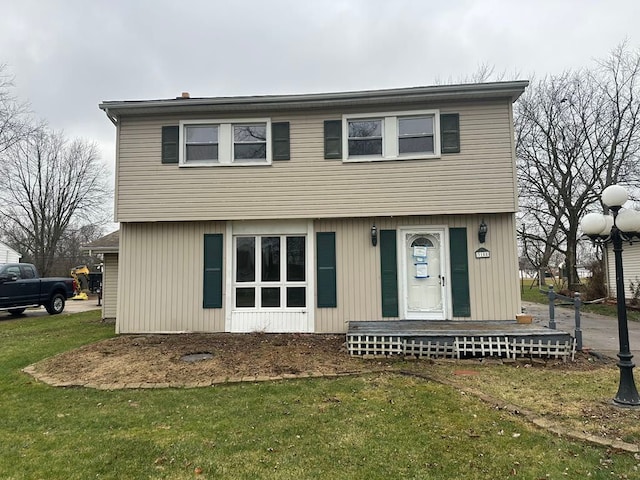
(185, 125), (219, 161)
(398, 116), (434, 155)
(179, 118), (272, 166)
(342, 109), (440, 162)
(234, 124), (267, 162)
(348, 119), (383, 157)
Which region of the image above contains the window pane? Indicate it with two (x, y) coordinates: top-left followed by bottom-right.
(348, 120), (382, 138)
(6, 266), (21, 278)
(21, 266), (35, 279)
(399, 136), (434, 154)
(186, 144), (218, 161)
(236, 237), (255, 282)
(186, 125), (218, 143)
(236, 288), (255, 307)
(234, 143), (267, 160)
(348, 139), (382, 156)
(287, 236), (305, 281)
(261, 287), (280, 307)
(287, 287), (306, 307)
(399, 116), (433, 136)
(262, 237), (280, 282)
(234, 125), (266, 142)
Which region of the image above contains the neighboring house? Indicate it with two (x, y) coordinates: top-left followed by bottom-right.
(99, 81), (528, 334)
(0, 242), (21, 264)
(83, 230), (119, 321)
(606, 244), (640, 300)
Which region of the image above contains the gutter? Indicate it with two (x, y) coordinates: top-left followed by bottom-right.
(103, 107), (118, 126)
(99, 81), (529, 118)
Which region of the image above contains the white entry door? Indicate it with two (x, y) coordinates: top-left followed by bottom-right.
(402, 229), (448, 320)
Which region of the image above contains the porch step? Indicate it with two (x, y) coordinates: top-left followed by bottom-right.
(346, 320), (575, 361)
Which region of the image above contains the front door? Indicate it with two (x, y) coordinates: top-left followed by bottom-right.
(402, 229), (448, 320)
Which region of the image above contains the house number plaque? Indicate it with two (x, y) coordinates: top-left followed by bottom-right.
(475, 248), (490, 259)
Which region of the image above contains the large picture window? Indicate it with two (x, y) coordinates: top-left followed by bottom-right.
(233, 235), (306, 309)
(342, 109), (440, 162)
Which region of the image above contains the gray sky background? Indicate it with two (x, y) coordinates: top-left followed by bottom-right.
(1, 0), (639, 214)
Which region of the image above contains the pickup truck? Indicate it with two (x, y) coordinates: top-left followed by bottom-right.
(0, 263), (75, 316)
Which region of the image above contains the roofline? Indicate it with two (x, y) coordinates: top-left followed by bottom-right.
(99, 81), (529, 119)
(81, 246), (119, 254)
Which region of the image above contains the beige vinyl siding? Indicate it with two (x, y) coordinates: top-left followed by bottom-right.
(115, 100), (517, 222)
(116, 214), (519, 334)
(315, 213), (520, 332)
(116, 221), (225, 334)
(102, 253), (118, 320)
(607, 244), (640, 298)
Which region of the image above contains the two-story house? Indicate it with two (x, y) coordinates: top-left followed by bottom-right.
(99, 81), (528, 334)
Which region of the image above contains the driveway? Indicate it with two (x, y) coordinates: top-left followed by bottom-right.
(0, 296), (101, 320)
(523, 301), (640, 360)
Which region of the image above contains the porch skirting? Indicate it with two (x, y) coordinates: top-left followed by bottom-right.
(347, 320), (575, 361)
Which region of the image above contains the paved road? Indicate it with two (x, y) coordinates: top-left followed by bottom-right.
(523, 301), (640, 360)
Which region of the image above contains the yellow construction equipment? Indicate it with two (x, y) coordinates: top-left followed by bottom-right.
(70, 265), (90, 301)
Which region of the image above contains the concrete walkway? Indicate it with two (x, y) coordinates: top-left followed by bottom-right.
(523, 301), (640, 360)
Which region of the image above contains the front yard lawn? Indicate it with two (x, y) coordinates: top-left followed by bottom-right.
(1, 311), (640, 479)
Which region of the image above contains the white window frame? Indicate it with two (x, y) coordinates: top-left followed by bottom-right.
(224, 220), (315, 333)
(232, 234), (308, 311)
(346, 117), (384, 159)
(184, 124), (219, 163)
(398, 115), (435, 156)
(179, 118), (272, 167)
(342, 109), (440, 162)
(232, 123), (268, 163)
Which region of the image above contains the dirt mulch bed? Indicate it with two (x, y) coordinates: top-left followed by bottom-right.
(28, 332), (612, 389)
(28, 333), (393, 387)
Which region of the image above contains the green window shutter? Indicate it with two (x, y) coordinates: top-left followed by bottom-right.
(203, 234), (223, 308)
(449, 228), (471, 317)
(380, 230), (399, 317)
(272, 122), (290, 160)
(324, 120), (342, 159)
(316, 232), (337, 307)
(440, 113), (460, 154)
(162, 125), (179, 164)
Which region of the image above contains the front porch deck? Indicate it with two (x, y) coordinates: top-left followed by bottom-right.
(347, 320), (575, 360)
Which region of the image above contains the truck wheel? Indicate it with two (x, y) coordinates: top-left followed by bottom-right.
(8, 308), (26, 316)
(46, 293), (66, 315)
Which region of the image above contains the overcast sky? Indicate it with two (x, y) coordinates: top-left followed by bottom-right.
(1, 0), (639, 191)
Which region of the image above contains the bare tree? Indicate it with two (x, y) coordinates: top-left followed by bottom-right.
(0, 128), (111, 276)
(434, 61), (519, 85)
(516, 43), (640, 290)
(53, 223), (105, 277)
(0, 64), (36, 154)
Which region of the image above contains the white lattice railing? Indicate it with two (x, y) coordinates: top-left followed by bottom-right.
(347, 334), (576, 361)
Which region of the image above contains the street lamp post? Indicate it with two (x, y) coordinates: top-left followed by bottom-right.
(580, 185), (640, 407)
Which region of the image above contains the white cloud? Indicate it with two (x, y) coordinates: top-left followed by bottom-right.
(0, 0), (638, 183)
